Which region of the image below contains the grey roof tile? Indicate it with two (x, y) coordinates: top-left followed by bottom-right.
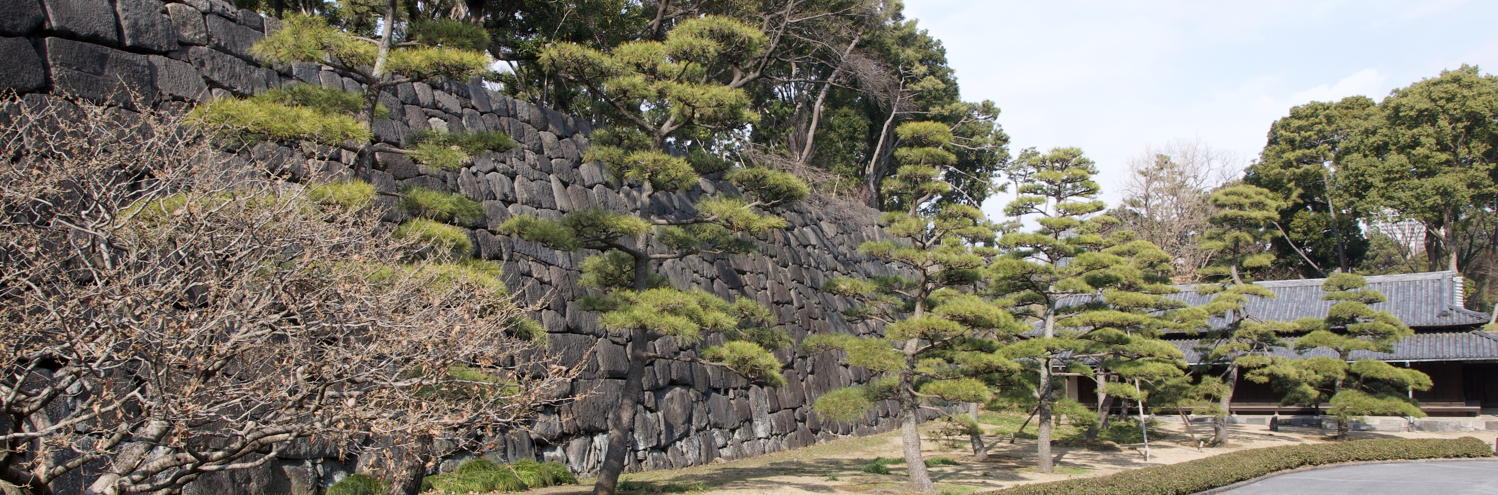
(1174, 271), (1489, 329)
(1172, 330), (1498, 363)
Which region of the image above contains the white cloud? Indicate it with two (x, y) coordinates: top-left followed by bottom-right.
(1287, 69), (1388, 104)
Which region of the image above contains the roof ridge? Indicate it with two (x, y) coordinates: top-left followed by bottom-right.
(1173, 270), (1458, 291)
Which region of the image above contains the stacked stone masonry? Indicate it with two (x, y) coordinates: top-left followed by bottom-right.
(1, 0), (913, 492)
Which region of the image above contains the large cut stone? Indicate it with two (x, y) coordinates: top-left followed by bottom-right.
(43, 0), (119, 42)
(188, 45), (272, 94)
(165, 2), (208, 45)
(115, 0), (177, 52)
(594, 339), (629, 379)
(0, 37), (45, 92)
(204, 13), (261, 56)
(45, 38), (156, 107)
(149, 55), (208, 101)
(657, 387), (695, 442)
(0, 0), (45, 35)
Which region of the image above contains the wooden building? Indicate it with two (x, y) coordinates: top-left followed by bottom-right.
(1073, 271), (1498, 416)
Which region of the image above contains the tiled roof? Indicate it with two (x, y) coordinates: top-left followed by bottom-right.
(1171, 271), (1489, 329)
(1172, 331), (1498, 364)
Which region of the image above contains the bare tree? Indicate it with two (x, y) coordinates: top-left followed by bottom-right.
(1111, 140), (1235, 282)
(0, 94), (574, 495)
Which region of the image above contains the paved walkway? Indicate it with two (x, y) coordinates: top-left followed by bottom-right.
(1217, 459), (1498, 494)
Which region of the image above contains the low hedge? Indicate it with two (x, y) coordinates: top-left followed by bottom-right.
(984, 437), (1493, 495)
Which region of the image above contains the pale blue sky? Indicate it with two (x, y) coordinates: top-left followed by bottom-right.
(902, 0), (1498, 216)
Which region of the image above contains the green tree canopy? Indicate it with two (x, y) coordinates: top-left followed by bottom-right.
(1253, 274), (1430, 436)
(808, 121), (1019, 493)
(1246, 96), (1376, 276)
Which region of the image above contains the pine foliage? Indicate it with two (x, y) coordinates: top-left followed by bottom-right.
(807, 121), (1018, 492)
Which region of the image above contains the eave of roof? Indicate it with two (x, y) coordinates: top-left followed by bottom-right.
(1171, 330), (1498, 364)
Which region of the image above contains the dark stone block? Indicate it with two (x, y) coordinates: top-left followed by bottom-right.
(370, 118), (407, 145)
(0, 0), (45, 35)
(45, 38), (156, 107)
(595, 340), (629, 378)
(148, 54), (207, 100)
(236, 8), (262, 31)
(433, 89), (460, 113)
(187, 45), (267, 94)
(204, 13), (260, 56)
(570, 379), (622, 432)
(43, 0), (119, 42)
(164, 2), (207, 45)
(0, 37), (44, 92)
(115, 0), (177, 52)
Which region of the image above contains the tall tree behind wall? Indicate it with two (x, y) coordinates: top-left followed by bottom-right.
(1340, 65), (1498, 310)
(1246, 96), (1376, 277)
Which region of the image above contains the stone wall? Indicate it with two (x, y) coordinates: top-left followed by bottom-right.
(2, 0), (907, 491)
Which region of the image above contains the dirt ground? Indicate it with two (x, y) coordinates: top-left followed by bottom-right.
(529, 416), (1498, 495)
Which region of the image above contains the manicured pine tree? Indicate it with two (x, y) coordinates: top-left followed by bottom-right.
(989, 147), (1110, 473)
(1192, 184), (1295, 446)
(807, 121), (1020, 494)
(1256, 273), (1430, 437)
(192, 12), (512, 175)
(250, 12), (491, 123)
(503, 17), (810, 495)
(1065, 234), (1191, 442)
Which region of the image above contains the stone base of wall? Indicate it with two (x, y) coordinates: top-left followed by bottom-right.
(1160, 414), (1498, 432)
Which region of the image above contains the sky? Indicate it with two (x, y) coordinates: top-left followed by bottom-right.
(901, 0), (1498, 218)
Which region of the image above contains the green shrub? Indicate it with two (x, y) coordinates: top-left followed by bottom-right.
(409, 142), (471, 170)
(308, 180), (376, 210)
(399, 187), (484, 225)
(982, 437), (1494, 495)
(859, 457), (899, 474)
(188, 97), (370, 145)
(409, 129), (518, 170)
(926, 457), (960, 467)
(420, 458), (577, 494)
(394, 218), (472, 257)
(328, 474), (385, 495)
(255, 83), (387, 119)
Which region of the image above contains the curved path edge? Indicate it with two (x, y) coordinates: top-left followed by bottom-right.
(1196, 457), (1498, 495)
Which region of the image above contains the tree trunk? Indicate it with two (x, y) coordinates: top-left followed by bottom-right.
(387, 436), (432, 495)
(1212, 364), (1238, 446)
(594, 251), (657, 495)
(795, 36), (860, 164)
(899, 398), (934, 493)
(1036, 310), (1056, 473)
(1036, 359), (1054, 473)
(1095, 394), (1115, 438)
(88, 420), (170, 494)
(1443, 210), (1459, 273)
(364, 0), (397, 123)
(593, 328), (647, 495)
(1086, 371), (1109, 441)
(863, 91), (900, 209)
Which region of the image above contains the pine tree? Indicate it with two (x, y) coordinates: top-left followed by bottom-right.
(1257, 273), (1430, 437)
(806, 121), (1019, 493)
(194, 13), (508, 172)
(1192, 184), (1294, 446)
(251, 12), (491, 123)
(1066, 234), (1190, 442)
(503, 17), (810, 495)
(989, 147), (1110, 473)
